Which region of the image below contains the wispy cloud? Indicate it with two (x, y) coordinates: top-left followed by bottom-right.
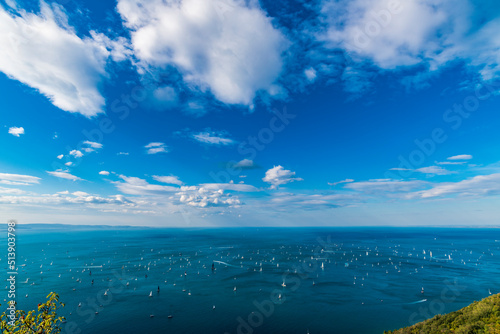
(0, 172), (40, 186)
(46, 170), (83, 181)
(417, 173), (500, 198)
(192, 131), (236, 146)
(0, 3), (115, 116)
(328, 178), (354, 186)
(8, 126), (24, 137)
(447, 154), (473, 161)
(344, 179), (428, 194)
(145, 142), (169, 154)
(415, 166), (456, 176)
(113, 175), (179, 195)
(82, 141), (104, 153)
(153, 175), (183, 186)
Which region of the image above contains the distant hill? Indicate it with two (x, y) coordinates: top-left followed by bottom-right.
(384, 294), (500, 333)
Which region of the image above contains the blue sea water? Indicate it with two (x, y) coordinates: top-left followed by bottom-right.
(2, 226), (500, 334)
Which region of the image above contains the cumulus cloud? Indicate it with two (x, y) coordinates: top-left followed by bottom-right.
(145, 142), (169, 154)
(46, 170), (83, 181)
(0, 172), (40, 186)
(69, 150), (83, 158)
(0, 2), (112, 116)
(177, 185), (241, 208)
(57, 154), (64, 159)
(322, 0), (500, 84)
(263, 166), (303, 189)
(153, 175), (183, 186)
(99, 171), (110, 176)
(8, 126), (24, 137)
(192, 131), (236, 146)
(117, 0), (288, 106)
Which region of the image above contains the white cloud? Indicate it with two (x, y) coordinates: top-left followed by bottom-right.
(83, 141), (103, 149)
(117, 0), (288, 106)
(344, 179), (427, 194)
(192, 131), (236, 146)
(177, 185), (241, 208)
(72, 191), (89, 197)
(145, 142), (169, 154)
(436, 161), (466, 165)
(328, 178), (354, 186)
(57, 154), (64, 159)
(0, 186), (25, 195)
(0, 2), (112, 116)
(153, 175), (183, 186)
(322, 0), (500, 83)
(304, 67), (317, 82)
(417, 173), (500, 198)
(114, 175), (179, 195)
(263, 166), (303, 189)
(69, 150), (84, 158)
(200, 183), (259, 192)
(46, 170), (83, 181)
(117, 152), (129, 155)
(8, 126), (24, 137)
(153, 86), (178, 104)
(234, 159), (255, 169)
(447, 154), (473, 160)
(65, 162), (73, 166)
(415, 166), (456, 176)
(0, 172), (40, 185)
(0, 192), (133, 207)
(99, 171), (110, 176)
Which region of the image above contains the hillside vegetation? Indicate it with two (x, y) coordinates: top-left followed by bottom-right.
(384, 293), (500, 334)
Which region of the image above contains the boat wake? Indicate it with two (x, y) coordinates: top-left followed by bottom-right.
(406, 299), (427, 304)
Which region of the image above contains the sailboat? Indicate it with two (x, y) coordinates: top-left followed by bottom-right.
(149, 291), (153, 297)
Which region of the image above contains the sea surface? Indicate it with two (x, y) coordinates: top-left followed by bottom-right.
(2, 226), (500, 334)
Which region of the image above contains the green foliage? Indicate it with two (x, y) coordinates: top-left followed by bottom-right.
(1, 292), (65, 333)
(384, 293), (500, 334)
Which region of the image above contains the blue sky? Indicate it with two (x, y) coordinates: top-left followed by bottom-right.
(1, 0), (500, 226)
